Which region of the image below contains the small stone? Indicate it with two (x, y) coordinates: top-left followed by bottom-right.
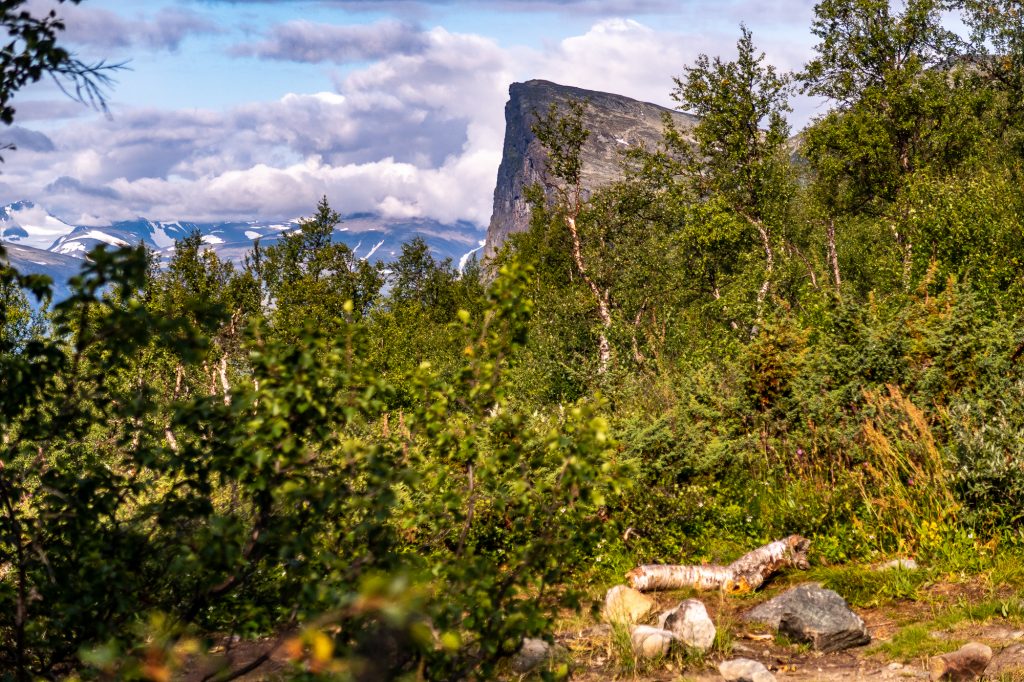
(604, 585), (655, 624)
(879, 558), (920, 571)
(929, 642), (992, 681)
(629, 625), (675, 659)
(718, 657), (776, 682)
(658, 598), (716, 652)
(889, 662), (904, 670)
(511, 638), (551, 674)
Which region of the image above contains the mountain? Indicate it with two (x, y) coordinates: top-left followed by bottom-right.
(0, 201), (78, 251)
(1, 203), (486, 303)
(1, 242), (82, 303)
(484, 80), (699, 259)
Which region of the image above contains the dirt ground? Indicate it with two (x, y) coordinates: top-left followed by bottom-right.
(177, 575), (1024, 680)
(558, 578), (1024, 681)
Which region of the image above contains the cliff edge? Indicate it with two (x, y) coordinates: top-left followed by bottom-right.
(483, 80), (698, 259)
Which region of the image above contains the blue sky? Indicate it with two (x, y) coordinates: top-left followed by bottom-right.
(2, 0), (821, 227)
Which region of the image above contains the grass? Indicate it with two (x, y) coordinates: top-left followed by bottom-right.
(874, 594), (1024, 664)
(772, 632), (811, 653)
(804, 563), (932, 607)
(873, 624), (964, 662)
(710, 613), (735, 658)
(930, 596), (1024, 630)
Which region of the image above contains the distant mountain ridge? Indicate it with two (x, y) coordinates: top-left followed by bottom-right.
(0, 201), (486, 302)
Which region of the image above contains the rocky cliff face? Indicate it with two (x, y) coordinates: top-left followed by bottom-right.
(484, 80), (698, 259)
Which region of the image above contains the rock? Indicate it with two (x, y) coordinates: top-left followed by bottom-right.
(987, 642), (1024, 678)
(718, 657), (776, 682)
(658, 599), (716, 652)
(742, 583), (870, 653)
(511, 638), (552, 674)
(629, 625), (676, 659)
(979, 627), (1024, 640)
(731, 642), (758, 656)
(929, 642), (992, 681)
(604, 584), (655, 624)
(484, 80), (698, 259)
(878, 558), (920, 571)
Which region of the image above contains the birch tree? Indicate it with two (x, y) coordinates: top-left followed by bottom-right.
(532, 100), (614, 373)
(672, 26), (795, 315)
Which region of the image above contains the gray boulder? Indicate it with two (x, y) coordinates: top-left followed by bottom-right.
(986, 642), (1024, 679)
(658, 599), (716, 652)
(629, 625), (676, 659)
(878, 558), (919, 571)
(742, 583), (870, 653)
(511, 638), (553, 674)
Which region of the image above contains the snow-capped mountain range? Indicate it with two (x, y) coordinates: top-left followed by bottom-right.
(0, 201), (486, 302)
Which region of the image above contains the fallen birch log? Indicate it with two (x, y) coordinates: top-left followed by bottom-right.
(626, 535), (811, 594)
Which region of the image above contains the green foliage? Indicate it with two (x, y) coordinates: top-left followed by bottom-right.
(799, 0), (986, 217)
(532, 99), (589, 191)
(0, 243), (624, 679)
(674, 25), (793, 225)
(248, 196), (384, 339)
(6, 0), (1024, 677)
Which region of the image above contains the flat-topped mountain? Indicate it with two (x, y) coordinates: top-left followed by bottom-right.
(484, 80), (698, 259)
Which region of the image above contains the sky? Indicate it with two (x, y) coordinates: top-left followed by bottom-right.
(0, 0), (823, 228)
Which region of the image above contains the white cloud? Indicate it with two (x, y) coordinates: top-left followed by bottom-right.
(2, 15), (820, 226)
(232, 19), (429, 63)
(26, 1), (219, 53)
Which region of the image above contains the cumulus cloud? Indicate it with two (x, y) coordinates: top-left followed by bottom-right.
(3, 26), (510, 224)
(232, 19), (429, 63)
(44, 176), (122, 200)
(2, 14), (820, 227)
(1, 127), (56, 153)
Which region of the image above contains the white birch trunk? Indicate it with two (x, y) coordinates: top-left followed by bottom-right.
(566, 214), (612, 374)
(626, 535), (810, 594)
(218, 356), (231, 406)
(827, 219), (842, 295)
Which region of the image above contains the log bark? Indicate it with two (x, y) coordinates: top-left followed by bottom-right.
(626, 535), (810, 594)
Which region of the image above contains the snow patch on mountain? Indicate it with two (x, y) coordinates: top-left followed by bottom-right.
(2, 200), (487, 302)
(83, 230), (129, 247)
(0, 201), (76, 250)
